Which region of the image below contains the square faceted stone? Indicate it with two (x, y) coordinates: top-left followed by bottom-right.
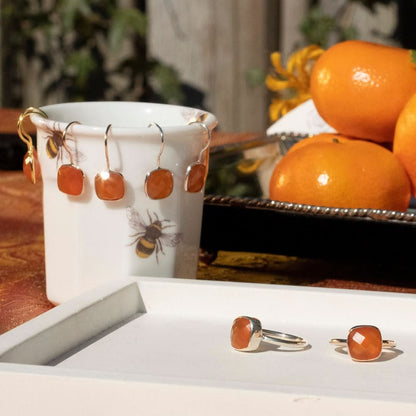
(57, 164), (84, 196)
(95, 170), (125, 201)
(185, 163), (206, 193)
(230, 317), (252, 350)
(348, 325), (382, 361)
(145, 168), (173, 199)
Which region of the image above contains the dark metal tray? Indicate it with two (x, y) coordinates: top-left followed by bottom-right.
(200, 195), (416, 265)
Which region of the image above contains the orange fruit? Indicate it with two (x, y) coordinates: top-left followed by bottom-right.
(269, 135), (411, 211)
(310, 40), (416, 143)
(286, 132), (354, 155)
(393, 92), (416, 196)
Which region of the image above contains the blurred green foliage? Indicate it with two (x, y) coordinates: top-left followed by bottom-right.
(1, 0), (184, 107)
(300, 5), (357, 47)
(300, 0), (395, 48)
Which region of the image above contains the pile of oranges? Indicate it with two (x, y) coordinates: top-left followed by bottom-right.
(269, 40), (416, 212)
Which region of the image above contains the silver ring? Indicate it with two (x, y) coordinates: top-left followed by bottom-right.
(230, 316), (308, 351)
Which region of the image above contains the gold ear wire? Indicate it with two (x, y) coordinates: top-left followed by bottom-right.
(61, 120), (80, 165)
(189, 121), (211, 163)
(104, 124), (112, 171)
(17, 107), (48, 184)
(94, 124), (125, 201)
(148, 122), (165, 170)
(144, 122), (174, 199)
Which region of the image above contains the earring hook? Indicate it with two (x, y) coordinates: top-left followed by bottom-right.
(148, 122), (164, 169)
(17, 107), (48, 147)
(17, 107), (48, 184)
(189, 121), (211, 162)
(145, 122), (173, 199)
(62, 121), (80, 165)
(104, 124), (112, 170)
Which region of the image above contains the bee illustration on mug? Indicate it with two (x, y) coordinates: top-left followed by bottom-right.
(42, 122), (83, 166)
(127, 207), (182, 263)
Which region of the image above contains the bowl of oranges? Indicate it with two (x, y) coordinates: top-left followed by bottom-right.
(268, 39), (416, 215)
(202, 40), (416, 267)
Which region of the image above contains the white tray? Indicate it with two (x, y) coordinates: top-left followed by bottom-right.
(0, 276), (415, 415)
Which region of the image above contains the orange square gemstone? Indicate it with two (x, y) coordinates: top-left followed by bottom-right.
(145, 168), (173, 199)
(185, 163), (206, 193)
(230, 317), (252, 350)
(347, 325), (382, 361)
(95, 170), (125, 201)
(57, 164), (84, 196)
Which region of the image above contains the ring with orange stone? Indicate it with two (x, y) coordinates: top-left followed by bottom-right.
(330, 325), (396, 362)
(230, 316), (308, 352)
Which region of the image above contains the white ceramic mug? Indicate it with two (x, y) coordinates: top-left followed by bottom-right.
(29, 101), (217, 304)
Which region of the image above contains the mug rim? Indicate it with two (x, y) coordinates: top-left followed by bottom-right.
(30, 101), (218, 139)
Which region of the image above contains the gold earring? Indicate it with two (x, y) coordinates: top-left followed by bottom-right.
(144, 122), (174, 199)
(57, 121), (84, 196)
(184, 121), (211, 193)
(94, 124), (125, 201)
(17, 107), (48, 184)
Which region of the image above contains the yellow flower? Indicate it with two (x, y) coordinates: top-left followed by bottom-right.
(266, 44), (324, 122)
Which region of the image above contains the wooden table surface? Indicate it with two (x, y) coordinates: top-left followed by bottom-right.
(1, 108), (416, 336)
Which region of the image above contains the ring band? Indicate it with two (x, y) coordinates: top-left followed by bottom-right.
(330, 325), (396, 361)
(230, 316), (308, 351)
(330, 339), (396, 347)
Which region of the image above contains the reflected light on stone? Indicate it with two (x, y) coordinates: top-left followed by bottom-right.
(352, 332), (365, 345)
(99, 170), (110, 180)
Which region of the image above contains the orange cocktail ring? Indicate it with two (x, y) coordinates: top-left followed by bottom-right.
(330, 325), (396, 362)
(230, 316), (308, 352)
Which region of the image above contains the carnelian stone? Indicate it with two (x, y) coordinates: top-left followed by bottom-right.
(146, 168), (173, 199)
(186, 163), (206, 193)
(23, 149), (42, 184)
(57, 164), (84, 196)
(95, 170), (125, 201)
(348, 325), (382, 361)
(231, 317), (252, 349)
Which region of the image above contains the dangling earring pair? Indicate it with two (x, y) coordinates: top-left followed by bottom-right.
(57, 122), (125, 200)
(144, 121), (211, 200)
(17, 107), (48, 184)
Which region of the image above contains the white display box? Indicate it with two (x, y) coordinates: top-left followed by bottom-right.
(0, 276), (415, 415)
